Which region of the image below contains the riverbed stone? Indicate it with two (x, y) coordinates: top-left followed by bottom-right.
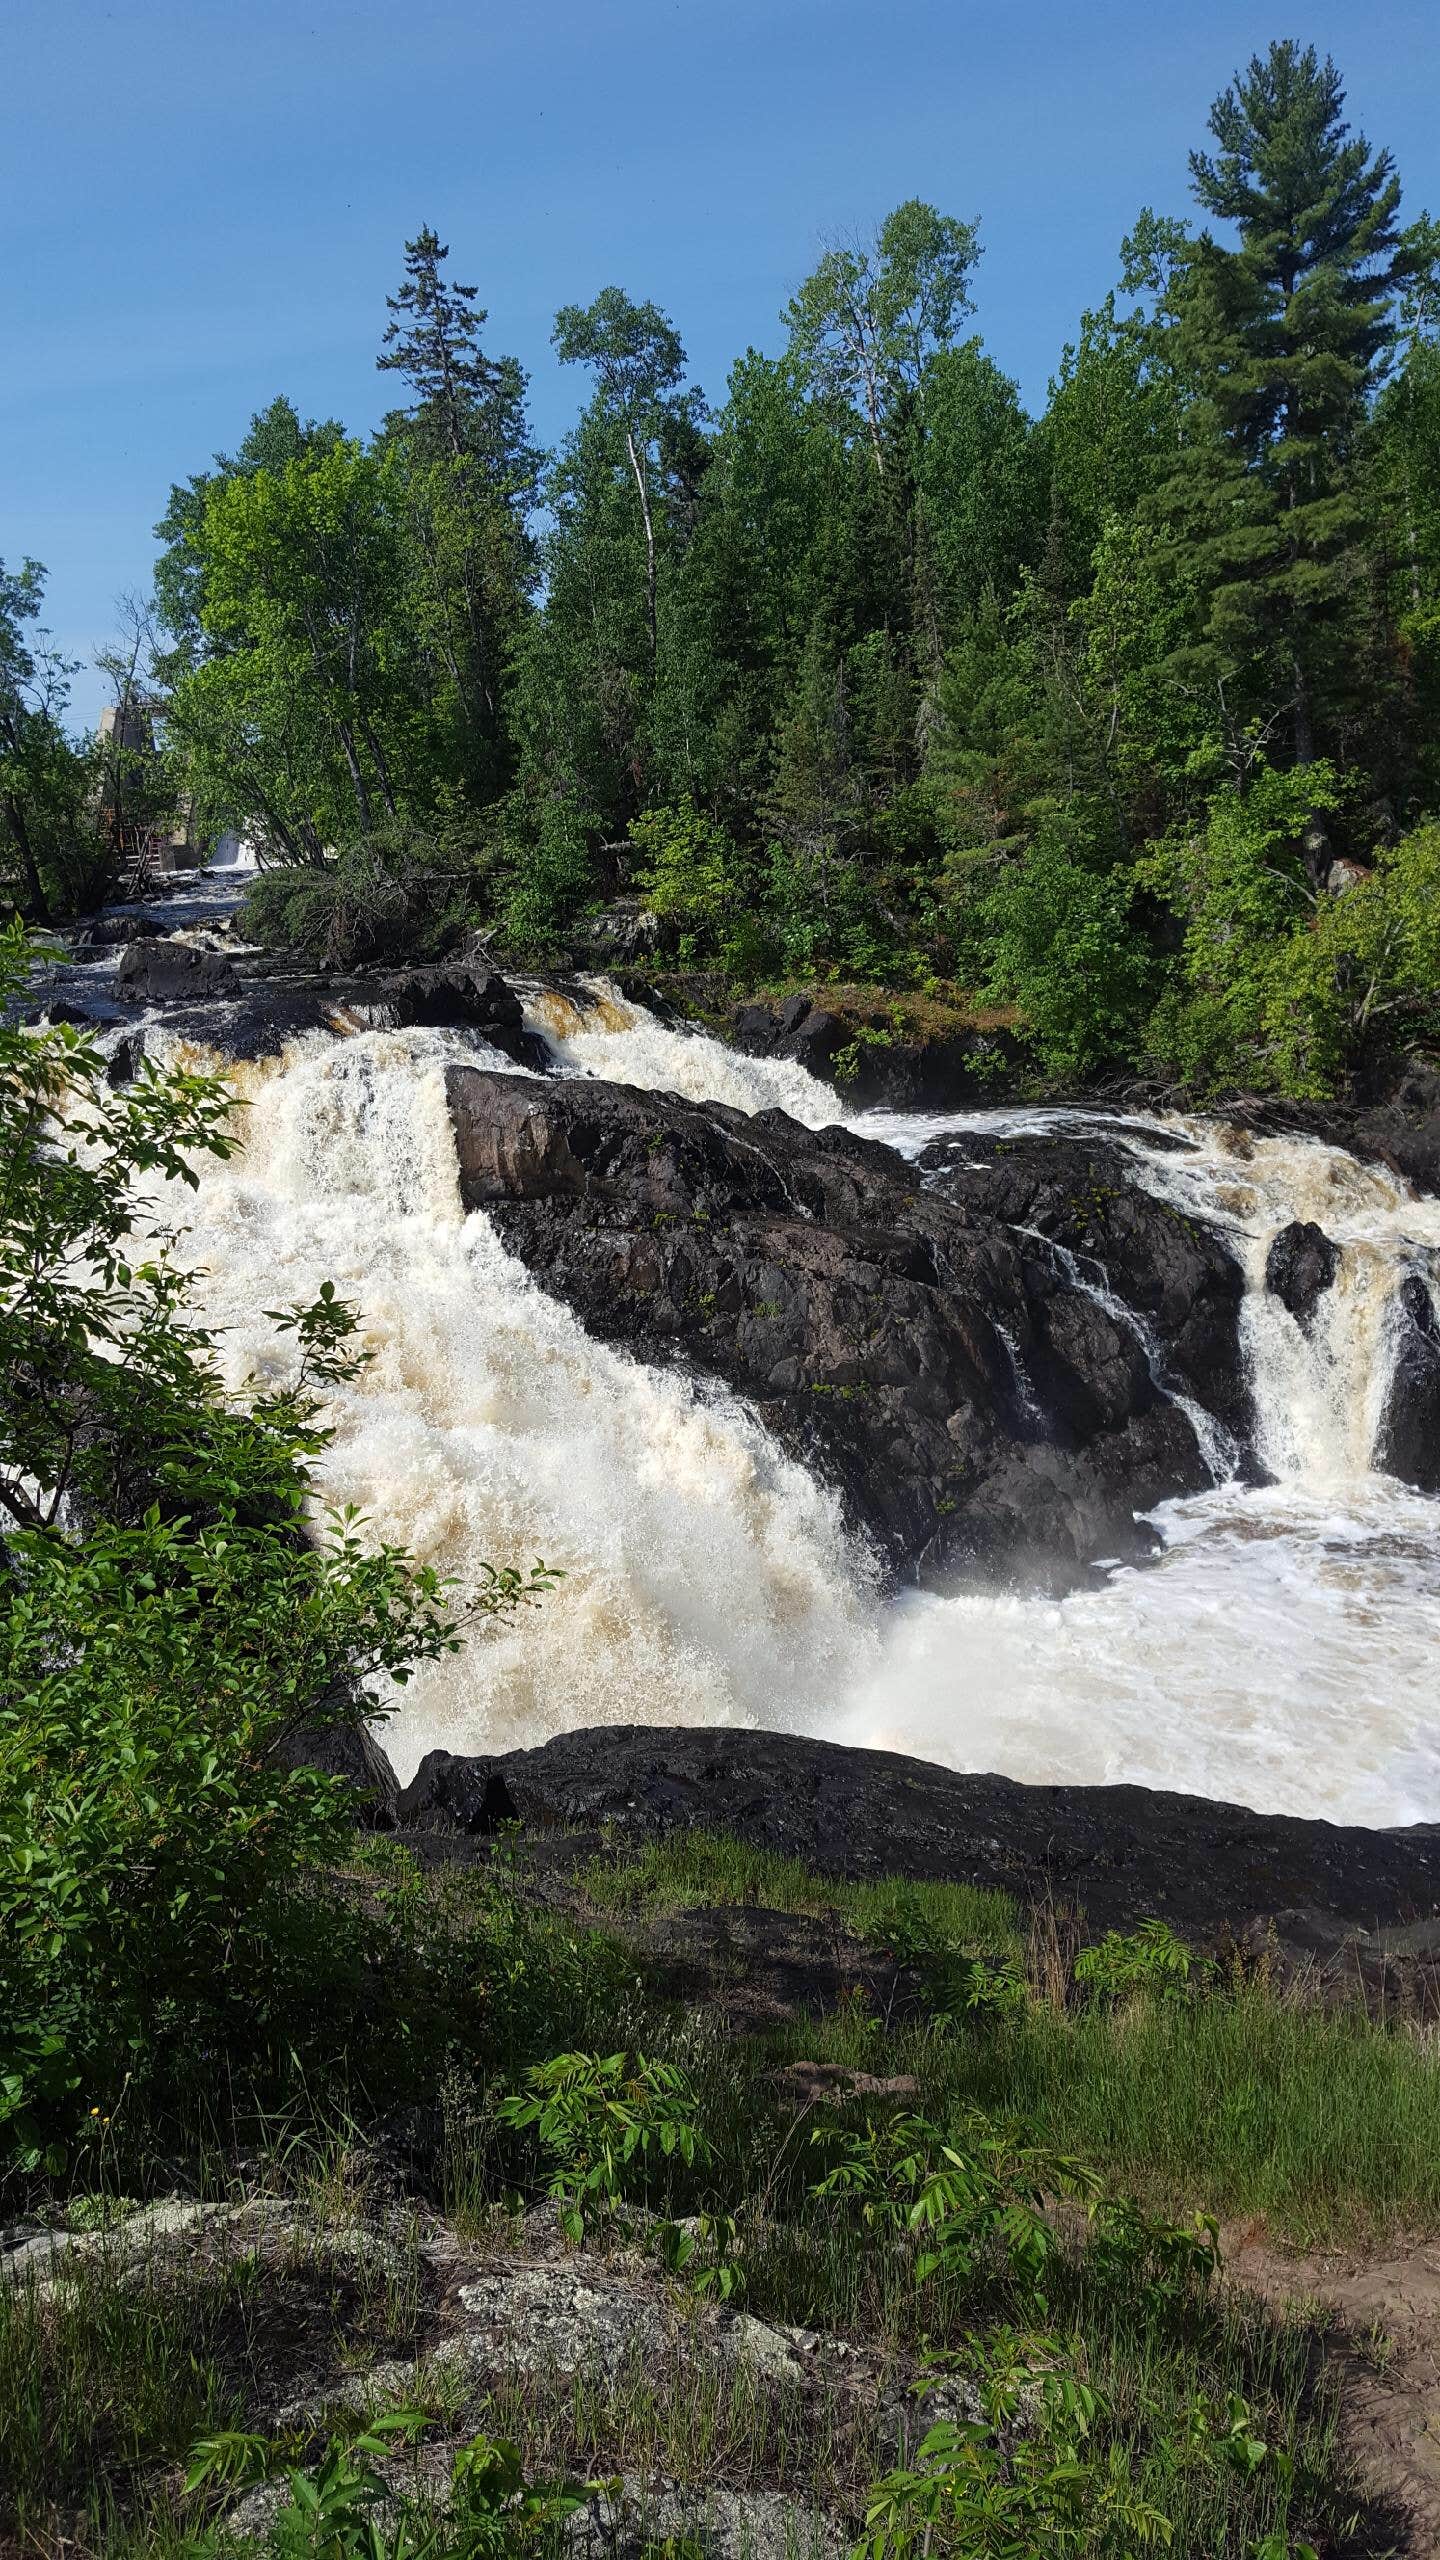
(1265, 1220), (1341, 1330)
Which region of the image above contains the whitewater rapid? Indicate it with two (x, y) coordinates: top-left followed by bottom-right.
(165, 981), (1440, 1827)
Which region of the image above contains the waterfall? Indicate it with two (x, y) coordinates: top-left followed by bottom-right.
(171, 1027), (877, 1783)
(511, 996), (1440, 1823)
(1124, 1121), (1440, 1486)
(523, 982), (858, 1129)
(151, 987), (1440, 1825)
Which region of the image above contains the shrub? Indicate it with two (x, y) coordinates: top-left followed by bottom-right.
(0, 933), (538, 2173)
(496, 2050), (709, 2238)
(239, 820), (482, 968)
(1073, 1922), (1206, 2006)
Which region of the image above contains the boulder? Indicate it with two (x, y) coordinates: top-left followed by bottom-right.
(116, 940), (239, 1002)
(445, 1069), (1248, 1587)
(272, 1719), (401, 1824)
(1265, 1220), (1341, 1332)
(569, 898), (668, 966)
(72, 913), (170, 949)
(1352, 1064), (1440, 1197)
(729, 994), (1028, 1109)
(339, 966), (549, 1070)
(1377, 1273), (1440, 1493)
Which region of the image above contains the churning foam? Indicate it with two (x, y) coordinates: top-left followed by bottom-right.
(172, 1027), (876, 1783)
(509, 1000), (1440, 1821)
(524, 981), (858, 1130)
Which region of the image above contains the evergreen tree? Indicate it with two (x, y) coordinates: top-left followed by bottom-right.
(1164, 42), (1408, 834)
(377, 230), (539, 793)
(378, 226), (536, 486)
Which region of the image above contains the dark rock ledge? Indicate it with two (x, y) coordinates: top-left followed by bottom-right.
(446, 1064), (1249, 1588)
(323, 1721), (1440, 1994)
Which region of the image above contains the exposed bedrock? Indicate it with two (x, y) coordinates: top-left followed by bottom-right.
(445, 1068), (1249, 1589)
(1350, 1061), (1440, 1196)
(1265, 1219), (1342, 1332)
(1377, 1272), (1440, 1493)
(727, 989), (1028, 1110)
(383, 1726), (1440, 1959)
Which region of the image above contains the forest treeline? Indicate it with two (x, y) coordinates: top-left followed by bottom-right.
(6, 38), (1440, 1093)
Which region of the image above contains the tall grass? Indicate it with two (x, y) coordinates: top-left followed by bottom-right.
(935, 1996), (1440, 2242)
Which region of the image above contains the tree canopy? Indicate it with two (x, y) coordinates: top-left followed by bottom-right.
(7, 42), (1440, 1099)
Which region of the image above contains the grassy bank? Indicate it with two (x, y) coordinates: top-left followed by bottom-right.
(3, 1825), (1435, 2556)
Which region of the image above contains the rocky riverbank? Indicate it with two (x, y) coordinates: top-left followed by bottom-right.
(307, 1719), (1440, 2006)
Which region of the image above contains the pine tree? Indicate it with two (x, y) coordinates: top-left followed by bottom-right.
(1166, 42), (1407, 826)
(379, 227), (518, 469)
(377, 230), (539, 792)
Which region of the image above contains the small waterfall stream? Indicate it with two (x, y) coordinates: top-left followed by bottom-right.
(154, 977), (1440, 1827)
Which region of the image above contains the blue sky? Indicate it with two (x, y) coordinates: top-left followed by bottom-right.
(4, 0), (1435, 723)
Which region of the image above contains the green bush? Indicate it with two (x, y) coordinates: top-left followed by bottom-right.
(0, 932), (539, 2173)
(978, 824), (1155, 1079)
(239, 820), (482, 968)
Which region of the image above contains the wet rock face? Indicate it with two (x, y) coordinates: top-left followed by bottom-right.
(1377, 1273), (1440, 1493)
(1265, 1220), (1342, 1332)
(116, 939), (239, 1002)
(446, 1069), (1248, 1589)
(65, 953), (552, 1075)
(1352, 1064), (1440, 1197)
(914, 1129), (1250, 1449)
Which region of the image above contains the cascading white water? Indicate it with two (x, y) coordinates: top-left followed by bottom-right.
(169, 1027), (878, 1784)
(1129, 1121), (1440, 1486)
(524, 983), (857, 1129)
(505, 995), (1440, 1823)
(155, 975), (1440, 1826)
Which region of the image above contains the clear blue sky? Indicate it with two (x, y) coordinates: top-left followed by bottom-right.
(4, 0), (1435, 723)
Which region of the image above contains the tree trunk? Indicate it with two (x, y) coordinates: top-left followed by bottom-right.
(336, 718), (373, 834)
(624, 427), (658, 667)
(4, 789), (51, 923)
(360, 717), (400, 819)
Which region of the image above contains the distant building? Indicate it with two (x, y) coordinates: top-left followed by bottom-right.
(95, 702), (254, 877)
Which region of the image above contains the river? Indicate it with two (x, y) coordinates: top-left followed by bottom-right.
(154, 970), (1440, 1827)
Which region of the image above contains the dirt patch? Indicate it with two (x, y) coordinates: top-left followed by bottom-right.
(1228, 2227), (1440, 2552)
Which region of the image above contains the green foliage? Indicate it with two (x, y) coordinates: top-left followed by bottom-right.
(496, 2050), (709, 2239)
(979, 828), (1154, 1080)
(858, 2330), (1320, 2560)
(858, 2335), (1176, 2559)
(188, 2411), (582, 2560)
(1135, 763), (1440, 1093)
(497, 793), (598, 956)
(0, 932), (550, 2172)
(630, 801), (758, 968)
(784, 199), (981, 471)
(106, 79), (1435, 1075)
(810, 2111), (1098, 2293)
(1073, 1923), (1205, 2007)
(0, 557), (113, 922)
(239, 821), (483, 968)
